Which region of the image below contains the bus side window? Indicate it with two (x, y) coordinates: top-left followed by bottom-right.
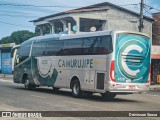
(63, 39), (83, 55)
(97, 35), (113, 54)
(46, 41), (63, 56)
(32, 42), (46, 57)
(83, 37), (95, 55)
(83, 35), (113, 55)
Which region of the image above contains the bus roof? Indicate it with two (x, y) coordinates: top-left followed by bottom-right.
(21, 30), (150, 45)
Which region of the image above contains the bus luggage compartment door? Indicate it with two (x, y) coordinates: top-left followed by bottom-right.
(95, 71), (106, 91)
(81, 71), (95, 91)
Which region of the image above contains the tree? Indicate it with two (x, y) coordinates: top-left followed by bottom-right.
(0, 30), (37, 45)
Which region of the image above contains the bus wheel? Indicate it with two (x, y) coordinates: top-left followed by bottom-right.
(71, 79), (82, 98)
(101, 92), (116, 100)
(24, 79), (35, 90)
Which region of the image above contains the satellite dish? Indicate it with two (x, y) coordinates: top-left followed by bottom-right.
(73, 25), (79, 32)
(90, 27), (96, 32)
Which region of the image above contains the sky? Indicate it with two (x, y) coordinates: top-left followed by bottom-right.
(0, 0), (160, 39)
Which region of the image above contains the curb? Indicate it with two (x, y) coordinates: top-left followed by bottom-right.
(150, 88), (160, 91)
(150, 86), (160, 91)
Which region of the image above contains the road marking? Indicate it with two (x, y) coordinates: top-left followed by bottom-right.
(0, 79), (13, 83)
(64, 101), (115, 111)
(30, 95), (46, 99)
(4, 90), (16, 94)
(144, 94), (160, 97)
(152, 95), (159, 97)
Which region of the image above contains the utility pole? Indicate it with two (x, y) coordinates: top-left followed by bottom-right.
(139, 0), (144, 32)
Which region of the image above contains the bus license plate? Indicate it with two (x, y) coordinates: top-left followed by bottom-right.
(129, 86), (135, 89)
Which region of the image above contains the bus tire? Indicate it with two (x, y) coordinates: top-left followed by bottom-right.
(71, 79), (82, 98)
(24, 79), (35, 90)
(101, 92), (116, 100)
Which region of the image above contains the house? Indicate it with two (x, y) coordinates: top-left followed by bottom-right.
(31, 2), (153, 38)
(151, 13), (160, 84)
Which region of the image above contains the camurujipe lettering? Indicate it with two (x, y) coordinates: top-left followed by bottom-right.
(58, 59), (93, 68)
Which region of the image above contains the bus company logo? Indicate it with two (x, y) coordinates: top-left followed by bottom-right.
(121, 44), (142, 76)
(36, 57), (55, 78)
(117, 39), (148, 78)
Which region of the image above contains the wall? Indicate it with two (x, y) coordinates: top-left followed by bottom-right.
(71, 6), (152, 38)
(106, 6), (152, 38)
(152, 13), (160, 45)
(33, 5), (153, 39)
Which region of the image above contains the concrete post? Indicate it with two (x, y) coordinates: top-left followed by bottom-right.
(48, 21), (55, 33)
(73, 17), (80, 33)
(102, 20), (108, 30)
(68, 23), (71, 34)
(60, 19), (67, 32)
(46, 24), (52, 34)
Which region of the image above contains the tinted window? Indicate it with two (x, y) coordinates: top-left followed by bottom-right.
(83, 35), (113, 55)
(32, 42), (46, 56)
(46, 41), (63, 56)
(20, 43), (31, 57)
(101, 35), (113, 54)
(63, 39), (83, 55)
(83, 36), (97, 54)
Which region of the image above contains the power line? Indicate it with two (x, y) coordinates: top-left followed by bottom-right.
(143, 7), (160, 38)
(0, 14), (40, 18)
(153, 32), (160, 38)
(0, 21), (34, 28)
(144, 4), (160, 12)
(0, 3), (142, 9)
(146, 7), (160, 22)
(0, 10), (56, 15)
(119, 3), (139, 6)
(0, 3), (78, 8)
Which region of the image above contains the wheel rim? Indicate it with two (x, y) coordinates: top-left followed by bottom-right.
(73, 83), (79, 95)
(25, 80), (29, 88)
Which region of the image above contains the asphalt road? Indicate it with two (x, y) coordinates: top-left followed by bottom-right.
(0, 79), (160, 120)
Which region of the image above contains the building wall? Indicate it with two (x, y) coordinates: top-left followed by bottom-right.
(0, 51), (1, 72)
(71, 6), (152, 38)
(152, 13), (160, 45)
(105, 6), (152, 38)
(151, 13), (160, 84)
(33, 5), (153, 40)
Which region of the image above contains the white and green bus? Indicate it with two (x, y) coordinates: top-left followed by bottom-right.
(12, 30), (151, 99)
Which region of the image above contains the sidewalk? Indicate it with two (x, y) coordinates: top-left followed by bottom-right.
(0, 74), (160, 90)
(150, 84), (160, 90)
(0, 74), (13, 80)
